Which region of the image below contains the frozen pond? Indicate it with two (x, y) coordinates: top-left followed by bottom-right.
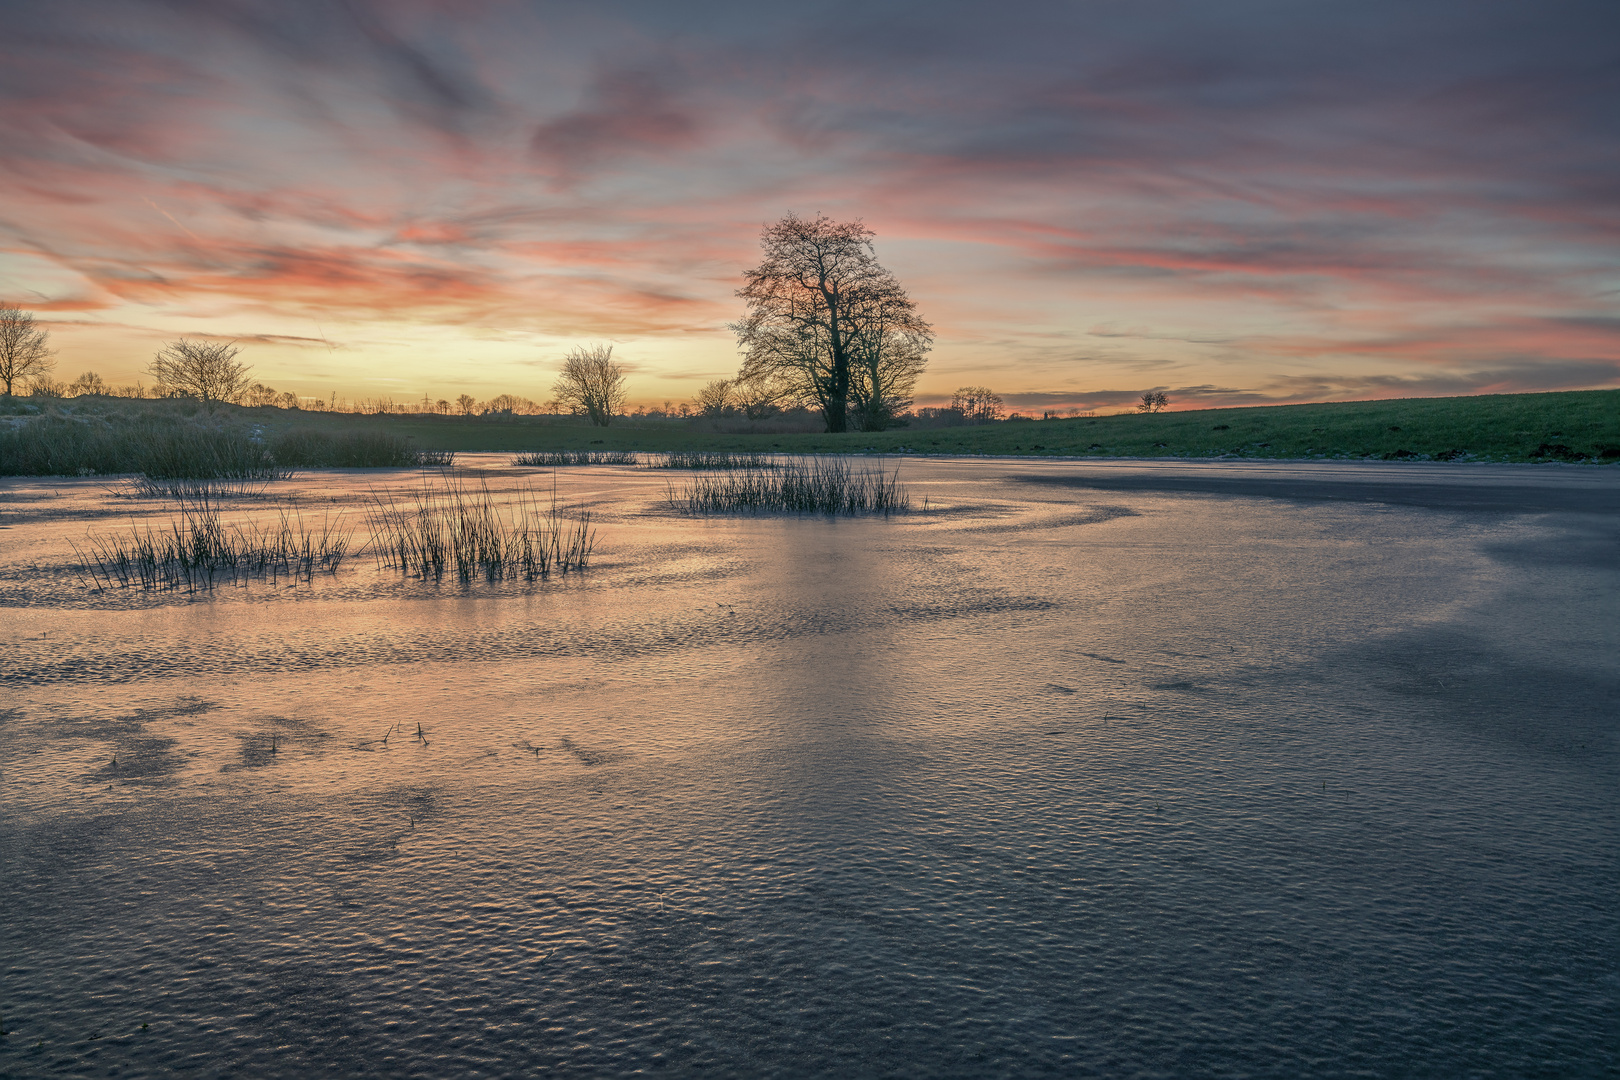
(2, 457), (1616, 1076)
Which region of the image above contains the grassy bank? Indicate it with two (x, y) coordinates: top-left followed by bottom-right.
(4, 389), (1617, 472)
(0, 398), (439, 476)
(269, 389), (1619, 463)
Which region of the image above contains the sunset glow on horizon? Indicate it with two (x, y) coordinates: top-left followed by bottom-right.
(3, 0), (1616, 412)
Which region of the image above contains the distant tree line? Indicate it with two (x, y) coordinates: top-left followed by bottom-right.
(4, 300), (1165, 424)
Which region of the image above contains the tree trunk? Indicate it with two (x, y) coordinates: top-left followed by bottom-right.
(823, 391), (847, 432)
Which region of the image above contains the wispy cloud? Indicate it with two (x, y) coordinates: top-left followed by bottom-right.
(1, 0), (1615, 398)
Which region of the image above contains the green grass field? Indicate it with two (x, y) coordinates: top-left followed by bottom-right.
(4, 389), (1616, 474)
(249, 389), (1620, 463)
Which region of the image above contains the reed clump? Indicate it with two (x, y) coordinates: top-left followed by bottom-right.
(112, 476), (276, 500)
(367, 475), (595, 582)
(269, 428), (443, 468)
(0, 411), (444, 476)
(649, 450), (776, 470)
(76, 491), (352, 592)
(512, 449), (637, 466)
(669, 456), (909, 515)
(1, 413), (282, 478)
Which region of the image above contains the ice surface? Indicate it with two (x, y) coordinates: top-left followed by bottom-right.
(2, 457), (1615, 1076)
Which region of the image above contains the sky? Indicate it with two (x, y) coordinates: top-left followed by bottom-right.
(1, 0), (1617, 413)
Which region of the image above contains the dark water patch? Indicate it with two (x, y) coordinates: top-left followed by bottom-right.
(1018, 469), (1620, 514)
(559, 736), (626, 768)
(225, 732), (284, 770)
(1366, 632), (1619, 763)
(958, 503), (1140, 533)
(1481, 519), (1620, 570)
(1149, 680), (1205, 692)
(69, 698), (214, 785)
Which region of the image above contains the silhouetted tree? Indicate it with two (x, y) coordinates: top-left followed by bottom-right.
(68, 371), (107, 396)
(551, 343), (627, 426)
(244, 382), (279, 407)
(486, 393), (533, 415)
(1137, 390), (1169, 413)
(695, 379), (736, 416)
(733, 213), (931, 433)
(734, 370), (796, 420)
(456, 394), (477, 416)
(950, 386), (1004, 424)
(149, 339), (251, 403)
(0, 305), (55, 396)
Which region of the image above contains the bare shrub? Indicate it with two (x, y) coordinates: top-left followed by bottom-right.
(149, 339), (252, 403)
(551, 343), (627, 426)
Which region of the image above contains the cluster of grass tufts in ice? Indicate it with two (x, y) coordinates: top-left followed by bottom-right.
(75, 491), (352, 592)
(668, 456), (909, 516)
(512, 450), (637, 467)
(111, 476), (278, 500)
(647, 450), (777, 470)
(367, 474), (595, 582)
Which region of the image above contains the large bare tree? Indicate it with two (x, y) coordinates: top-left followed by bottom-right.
(149, 339), (252, 403)
(551, 343), (627, 426)
(0, 306), (56, 396)
(732, 213), (931, 433)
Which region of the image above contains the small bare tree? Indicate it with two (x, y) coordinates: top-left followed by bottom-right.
(68, 371), (107, 396)
(149, 339), (251, 403)
(0, 306), (56, 396)
(551, 343), (627, 427)
(1137, 390), (1169, 413)
(244, 382), (279, 407)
